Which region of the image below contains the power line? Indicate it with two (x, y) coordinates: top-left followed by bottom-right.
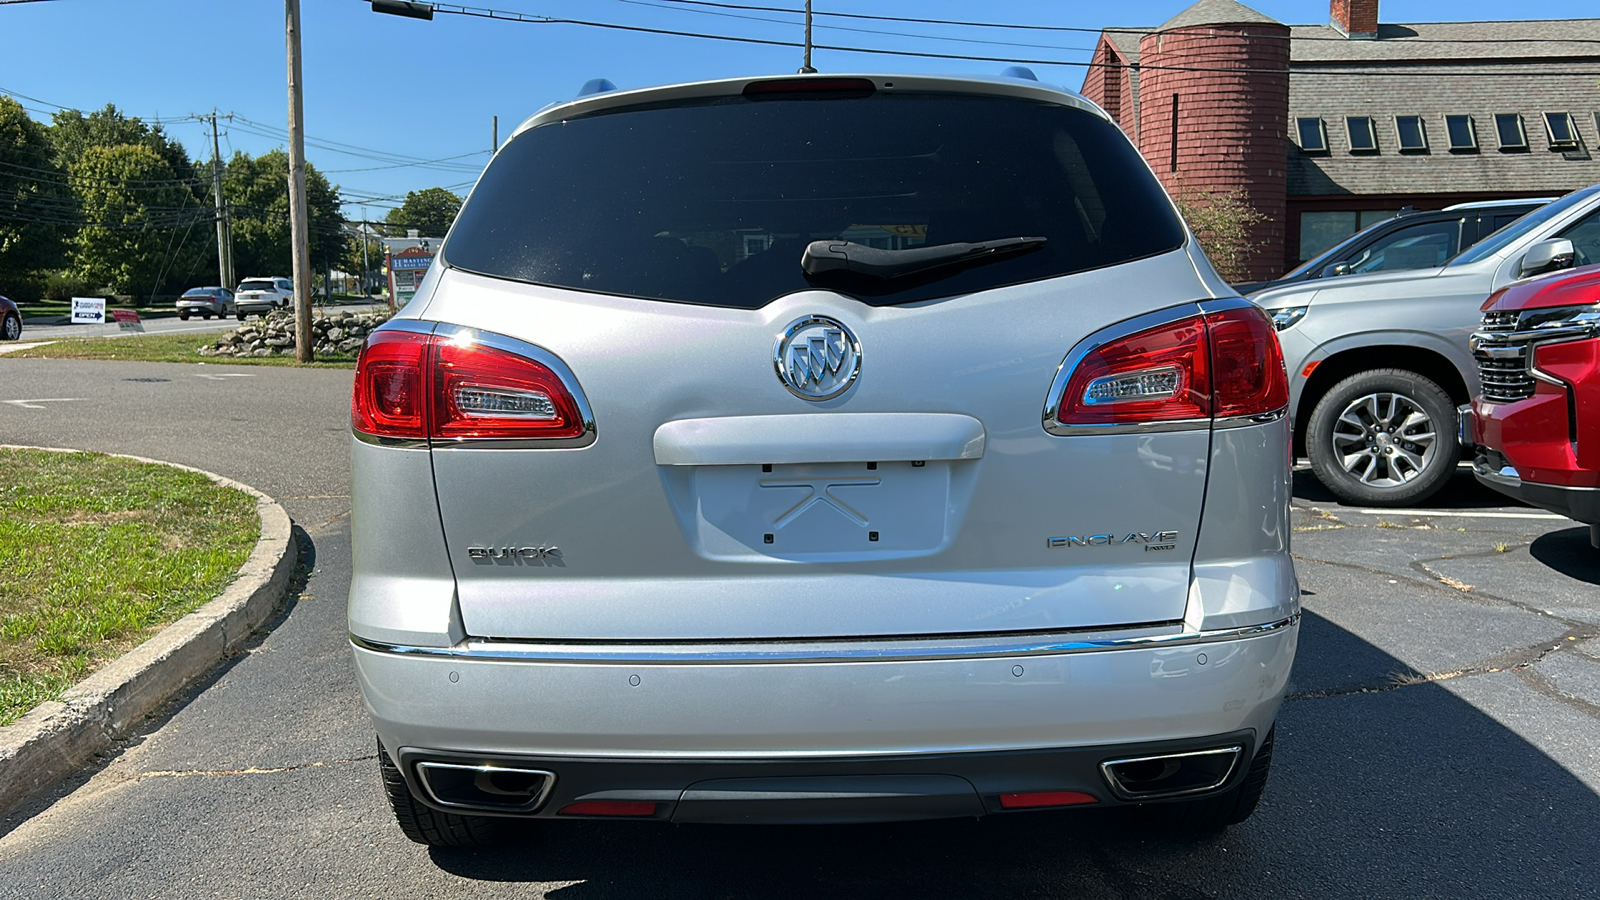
(384, 2), (1600, 76)
(649, 1), (1600, 45)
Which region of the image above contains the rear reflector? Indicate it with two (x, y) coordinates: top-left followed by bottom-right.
(558, 800), (658, 817)
(352, 329), (587, 442)
(998, 791), (1099, 809)
(1053, 305), (1287, 427)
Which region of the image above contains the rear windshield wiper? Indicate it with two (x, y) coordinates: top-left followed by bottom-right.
(801, 236), (1047, 281)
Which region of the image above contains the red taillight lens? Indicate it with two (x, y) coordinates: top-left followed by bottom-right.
(998, 790), (1099, 809)
(1052, 307), (1288, 427)
(1054, 315), (1210, 426)
(558, 800), (658, 817)
(1206, 306), (1288, 419)
(352, 330), (431, 439)
(351, 330), (587, 442)
(432, 335), (586, 441)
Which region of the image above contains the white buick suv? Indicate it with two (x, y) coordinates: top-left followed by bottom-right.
(348, 72), (1298, 846)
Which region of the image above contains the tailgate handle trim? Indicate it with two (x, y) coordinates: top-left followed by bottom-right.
(652, 413), (986, 466)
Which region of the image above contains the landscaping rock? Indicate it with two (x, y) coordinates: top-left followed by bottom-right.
(195, 308), (391, 359)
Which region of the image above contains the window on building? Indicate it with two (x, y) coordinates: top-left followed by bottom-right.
(1495, 114), (1529, 152)
(1346, 117), (1378, 153)
(1445, 115), (1477, 152)
(1395, 116), (1428, 153)
(1545, 112), (1580, 150)
(1296, 117), (1329, 153)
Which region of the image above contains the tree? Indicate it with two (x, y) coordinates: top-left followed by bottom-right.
(223, 149), (343, 279)
(385, 187), (461, 237)
(69, 143), (208, 299)
(1171, 189), (1268, 283)
(51, 105), (201, 202)
(0, 96), (69, 296)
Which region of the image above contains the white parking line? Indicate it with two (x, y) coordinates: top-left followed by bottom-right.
(193, 373), (258, 380)
(1348, 508), (1570, 521)
(3, 398), (83, 410)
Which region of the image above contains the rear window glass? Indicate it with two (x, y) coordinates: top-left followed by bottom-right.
(182, 289), (215, 297)
(238, 281), (275, 292)
(443, 91), (1186, 308)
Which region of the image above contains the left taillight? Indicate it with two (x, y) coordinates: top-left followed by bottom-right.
(351, 329), (587, 442)
(352, 330), (431, 439)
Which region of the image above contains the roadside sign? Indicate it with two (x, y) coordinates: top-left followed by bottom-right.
(111, 310), (144, 333)
(71, 297), (106, 324)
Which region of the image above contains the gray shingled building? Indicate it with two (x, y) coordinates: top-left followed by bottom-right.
(1083, 0), (1600, 275)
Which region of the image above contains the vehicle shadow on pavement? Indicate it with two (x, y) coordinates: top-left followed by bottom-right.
(422, 611), (1600, 899)
(1529, 526), (1600, 586)
(1293, 468), (1520, 511)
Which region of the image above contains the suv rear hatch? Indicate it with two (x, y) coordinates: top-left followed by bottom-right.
(405, 76), (1226, 642)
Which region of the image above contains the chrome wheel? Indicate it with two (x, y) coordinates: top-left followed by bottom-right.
(1329, 391), (1437, 489)
(2, 314), (19, 341)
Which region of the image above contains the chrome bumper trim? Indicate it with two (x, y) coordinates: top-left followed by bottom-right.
(350, 615), (1298, 666)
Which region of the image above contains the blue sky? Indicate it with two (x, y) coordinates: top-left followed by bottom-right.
(3, 0), (1595, 221)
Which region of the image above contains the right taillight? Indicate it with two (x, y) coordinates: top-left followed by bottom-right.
(1051, 305), (1287, 428)
(351, 328), (588, 442)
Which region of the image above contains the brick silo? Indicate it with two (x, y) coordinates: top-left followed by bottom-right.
(1137, 0), (1289, 281)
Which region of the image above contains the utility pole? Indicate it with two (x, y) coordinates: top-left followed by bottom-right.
(361, 205), (370, 299)
(209, 112), (234, 290)
(286, 0), (313, 362)
(799, 0), (815, 73)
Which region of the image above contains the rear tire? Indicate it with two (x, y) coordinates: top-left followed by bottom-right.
(1306, 369), (1458, 507)
(378, 742), (502, 847)
(1132, 727), (1274, 831)
(0, 313), (17, 340)
(178, 311), (190, 321)
(237, 312), (247, 321)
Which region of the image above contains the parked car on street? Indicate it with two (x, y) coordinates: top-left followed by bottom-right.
(1234, 198), (1553, 296)
(1, 294), (20, 341)
(175, 287), (233, 320)
(349, 72), (1298, 847)
(233, 277), (293, 319)
(1252, 183), (1600, 507)
(1469, 264), (1600, 548)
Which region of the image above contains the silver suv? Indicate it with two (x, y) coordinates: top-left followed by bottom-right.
(1253, 184), (1600, 506)
(348, 73), (1298, 846)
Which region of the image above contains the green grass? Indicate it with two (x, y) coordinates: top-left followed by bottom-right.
(0, 449), (260, 726)
(17, 302), (178, 321)
(5, 332), (358, 367)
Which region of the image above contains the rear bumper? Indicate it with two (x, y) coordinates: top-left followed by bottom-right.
(353, 618), (1295, 821)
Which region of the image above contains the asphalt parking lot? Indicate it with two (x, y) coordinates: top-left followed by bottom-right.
(0, 359), (1597, 898)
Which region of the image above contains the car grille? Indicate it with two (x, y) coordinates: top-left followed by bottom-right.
(1476, 356), (1535, 402)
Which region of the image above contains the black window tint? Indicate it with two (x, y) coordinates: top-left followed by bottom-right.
(444, 93), (1186, 308)
(1347, 219), (1459, 273)
(1495, 114), (1528, 151)
(1445, 115), (1477, 152)
(1296, 117), (1327, 153)
(238, 280), (273, 292)
(1395, 116), (1428, 152)
(1560, 206), (1600, 267)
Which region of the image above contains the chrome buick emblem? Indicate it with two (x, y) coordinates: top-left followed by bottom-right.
(775, 315), (861, 401)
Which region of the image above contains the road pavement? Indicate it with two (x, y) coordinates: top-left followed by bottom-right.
(0, 356), (1597, 898)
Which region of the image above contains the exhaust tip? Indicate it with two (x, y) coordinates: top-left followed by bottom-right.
(415, 761), (555, 814)
(1099, 745), (1242, 801)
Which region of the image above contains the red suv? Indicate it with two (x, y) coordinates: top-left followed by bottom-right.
(1470, 263), (1600, 548)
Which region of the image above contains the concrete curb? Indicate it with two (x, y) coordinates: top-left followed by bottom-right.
(0, 446), (297, 818)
